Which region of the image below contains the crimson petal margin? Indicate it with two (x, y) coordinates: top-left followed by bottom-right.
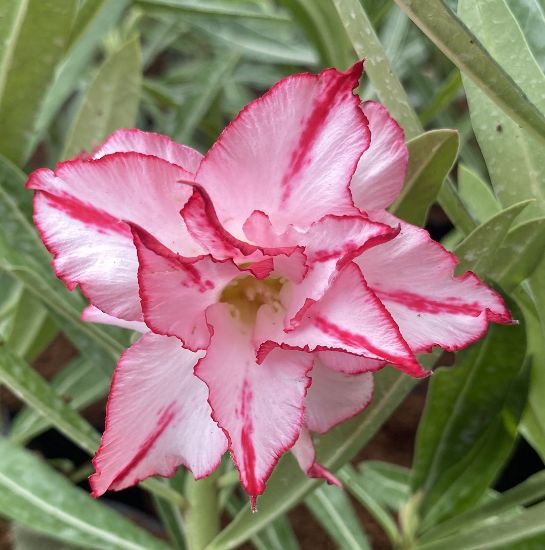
(90, 333), (227, 496)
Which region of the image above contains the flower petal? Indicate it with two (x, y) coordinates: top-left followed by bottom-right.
(92, 128), (203, 173)
(196, 303), (313, 504)
(357, 210), (512, 353)
(132, 226), (239, 351)
(256, 262), (427, 377)
(81, 305), (147, 333)
(196, 62), (368, 235)
(317, 350), (384, 375)
(305, 357), (374, 433)
(90, 333), (227, 496)
(350, 101), (408, 211)
(27, 154), (204, 320)
(291, 426), (341, 486)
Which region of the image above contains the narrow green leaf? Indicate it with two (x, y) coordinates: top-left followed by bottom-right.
(173, 50), (239, 144)
(410, 304), (528, 528)
(457, 164), (500, 223)
(419, 70), (463, 126)
(0, 438), (169, 550)
(338, 465), (400, 546)
(63, 36), (142, 159)
(0, 343), (100, 454)
(355, 461), (410, 512)
(454, 200), (532, 276)
(394, 0), (545, 148)
(507, 0), (545, 69)
(152, 492), (187, 550)
(32, 0), (130, 150)
(415, 501), (545, 550)
(305, 483), (371, 550)
(10, 356), (110, 445)
(460, 0), (545, 221)
(137, 0), (291, 22)
(391, 130), (459, 226)
(421, 470), (545, 543)
(490, 217), (545, 290)
(0, 0), (77, 164)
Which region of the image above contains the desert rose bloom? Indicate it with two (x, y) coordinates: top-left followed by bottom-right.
(27, 61), (510, 507)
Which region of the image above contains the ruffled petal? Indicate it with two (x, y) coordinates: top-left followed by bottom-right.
(196, 62), (368, 235)
(350, 101), (408, 211)
(81, 305), (147, 333)
(132, 226), (239, 351)
(90, 333), (227, 496)
(196, 303), (313, 505)
(317, 350), (384, 375)
(27, 154), (204, 320)
(93, 128), (203, 173)
(256, 262), (427, 377)
(305, 357), (374, 433)
(357, 211), (512, 353)
(291, 426), (340, 486)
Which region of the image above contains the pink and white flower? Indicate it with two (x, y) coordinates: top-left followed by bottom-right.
(27, 61), (510, 506)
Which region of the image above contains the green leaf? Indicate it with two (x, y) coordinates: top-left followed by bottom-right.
(355, 461), (410, 512)
(420, 470), (545, 543)
(0, 0), (77, 164)
(506, 0), (545, 69)
(415, 501), (545, 550)
(32, 0), (130, 151)
(207, 364), (430, 549)
(394, 0), (545, 149)
(391, 130), (459, 226)
(454, 200), (532, 276)
(137, 0), (291, 22)
(419, 70), (463, 126)
(410, 304), (528, 529)
(0, 438), (170, 550)
(10, 356), (110, 445)
(459, 0), (545, 221)
(63, 36), (142, 159)
(305, 483), (371, 550)
(457, 164), (500, 223)
(173, 50), (239, 144)
(490, 217), (545, 290)
(0, 343), (100, 454)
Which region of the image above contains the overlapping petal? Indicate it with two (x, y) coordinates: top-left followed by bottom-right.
(305, 358), (374, 433)
(132, 226), (239, 350)
(350, 101), (408, 212)
(357, 210), (511, 352)
(256, 262), (427, 377)
(27, 153), (204, 320)
(90, 333), (227, 496)
(196, 303), (313, 505)
(196, 62), (368, 235)
(93, 128), (203, 173)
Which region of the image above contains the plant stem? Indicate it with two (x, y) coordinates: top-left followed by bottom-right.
(184, 472), (220, 550)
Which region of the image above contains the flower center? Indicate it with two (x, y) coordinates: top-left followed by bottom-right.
(220, 276), (284, 325)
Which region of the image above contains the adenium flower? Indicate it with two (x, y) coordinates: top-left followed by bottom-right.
(27, 61), (510, 507)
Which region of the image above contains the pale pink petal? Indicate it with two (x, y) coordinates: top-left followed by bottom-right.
(27, 154), (204, 320)
(256, 262), (427, 377)
(357, 210), (512, 353)
(81, 305), (147, 333)
(133, 226), (239, 351)
(350, 101), (408, 211)
(291, 427), (341, 486)
(92, 128), (203, 173)
(90, 333), (227, 496)
(317, 350), (384, 375)
(196, 303), (313, 505)
(305, 358), (374, 433)
(196, 62), (368, 235)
